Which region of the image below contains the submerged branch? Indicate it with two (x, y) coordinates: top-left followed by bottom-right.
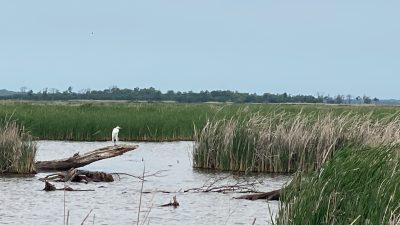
(184, 175), (258, 193)
(39, 168), (114, 183)
(112, 170), (168, 181)
(160, 196), (179, 208)
(43, 181), (94, 192)
(235, 189), (281, 201)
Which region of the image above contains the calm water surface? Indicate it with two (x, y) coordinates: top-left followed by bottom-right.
(0, 141), (289, 225)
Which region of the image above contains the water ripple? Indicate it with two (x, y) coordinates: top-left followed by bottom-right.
(0, 141), (289, 225)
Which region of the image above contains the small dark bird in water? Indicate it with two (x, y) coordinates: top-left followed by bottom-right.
(73, 152), (79, 157)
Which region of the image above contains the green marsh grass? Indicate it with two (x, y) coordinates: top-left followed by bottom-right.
(0, 120), (36, 174)
(1, 100), (398, 142)
(193, 111), (400, 172)
(0, 101), (227, 141)
(277, 145), (400, 225)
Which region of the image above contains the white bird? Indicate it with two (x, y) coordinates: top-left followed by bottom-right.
(112, 126), (121, 145)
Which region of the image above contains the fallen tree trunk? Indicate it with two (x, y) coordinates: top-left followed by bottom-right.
(235, 189), (281, 201)
(35, 144), (138, 171)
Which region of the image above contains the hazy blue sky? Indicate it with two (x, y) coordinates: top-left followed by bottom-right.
(1, 1), (399, 98)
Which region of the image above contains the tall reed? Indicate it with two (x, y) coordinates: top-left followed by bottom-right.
(277, 145), (400, 225)
(0, 120), (37, 174)
(193, 111), (400, 172)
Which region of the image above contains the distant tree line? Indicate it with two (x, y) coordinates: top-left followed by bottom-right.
(1, 86), (379, 104)
(321, 94), (379, 105)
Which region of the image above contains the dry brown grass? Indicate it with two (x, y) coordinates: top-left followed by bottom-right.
(0, 120), (37, 173)
(193, 111), (400, 173)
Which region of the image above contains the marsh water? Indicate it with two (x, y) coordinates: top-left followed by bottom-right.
(0, 141), (289, 225)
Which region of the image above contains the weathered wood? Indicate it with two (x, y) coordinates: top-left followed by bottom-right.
(39, 169), (114, 183)
(77, 170), (114, 182)
(35, 145), (138, 171)
(64, 168), (79, 182)
(43, 181), (94, 192)
(235, 189), (281, 201)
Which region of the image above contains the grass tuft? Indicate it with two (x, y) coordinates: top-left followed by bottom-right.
(0, 119), (37, 174)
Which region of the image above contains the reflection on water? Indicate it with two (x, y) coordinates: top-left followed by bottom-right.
(0, 141), (289, 225)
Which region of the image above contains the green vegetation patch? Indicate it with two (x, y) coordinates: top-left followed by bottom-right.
(277, 145), (400, 225)
(0, 101), (223, 141)
(0, 100), (399, 142)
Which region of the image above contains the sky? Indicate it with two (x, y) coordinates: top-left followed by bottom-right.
(1, 1), (399, 99)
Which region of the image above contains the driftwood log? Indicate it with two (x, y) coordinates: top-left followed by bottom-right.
(43, 181), (94, 192)
(35, 145), (138, 171)
(235, 189), (281, 201)
(40, 168), (114, 183)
